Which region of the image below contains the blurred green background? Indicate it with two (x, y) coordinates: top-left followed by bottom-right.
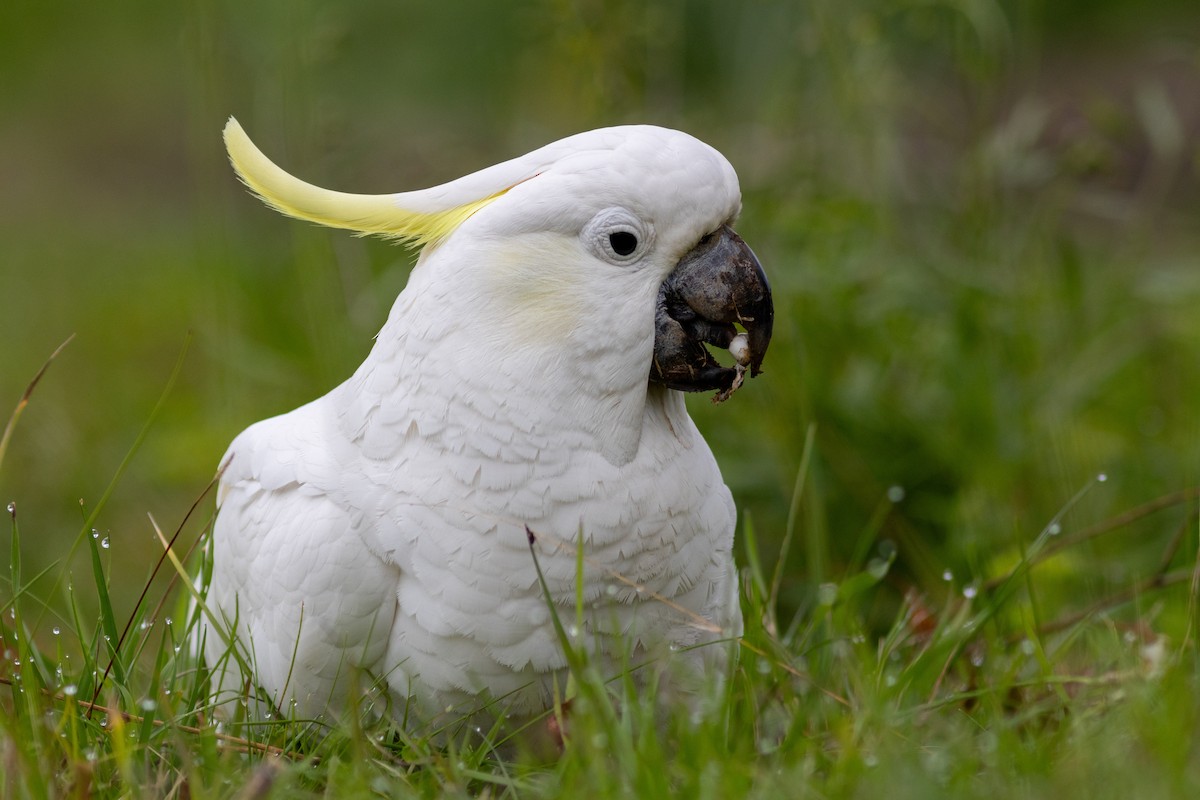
(1, 0), (1198, 629)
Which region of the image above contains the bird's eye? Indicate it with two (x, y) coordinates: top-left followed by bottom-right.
(583, 207), (652, 265)
(609, 231), (638, 256)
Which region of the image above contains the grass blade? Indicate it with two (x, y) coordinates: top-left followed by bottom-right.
(0, 334), (74, 474)
(87, 527), (126, 710)
(42, 333), (192, 630)
(770, 422), (816, 622)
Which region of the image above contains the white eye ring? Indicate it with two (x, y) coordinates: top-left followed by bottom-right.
(582, 207), (653, 265)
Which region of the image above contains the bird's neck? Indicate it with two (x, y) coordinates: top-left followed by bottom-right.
(336, 286), (657, 466)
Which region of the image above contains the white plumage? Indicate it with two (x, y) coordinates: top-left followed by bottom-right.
(204, 120), (770, 730)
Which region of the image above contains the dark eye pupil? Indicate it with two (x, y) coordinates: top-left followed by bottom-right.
(609, 231), (638, 256)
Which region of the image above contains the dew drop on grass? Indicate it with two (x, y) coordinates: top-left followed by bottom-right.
(962, 585), (978, 599)
(52, 626), (61, 635)
(1097, 473), (1108, 482)
(100, 537), (110, 549)
(5, 501), (14, 515)
(91, 529), (99, 539)
(165, 617), (173, 626)
(1047, 522), (1061, 536)
(942, 569), (953, 582)
(886, 485), (905, 503)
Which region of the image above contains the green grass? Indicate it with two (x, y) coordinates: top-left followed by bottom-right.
(3, 0), (1200, 796)
(1, 454), (1198, 797)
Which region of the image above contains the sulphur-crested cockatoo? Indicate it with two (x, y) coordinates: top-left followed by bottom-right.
(203, 118), (773, 731)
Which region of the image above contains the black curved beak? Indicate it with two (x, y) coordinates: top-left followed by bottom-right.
(650, 224), (773, 396)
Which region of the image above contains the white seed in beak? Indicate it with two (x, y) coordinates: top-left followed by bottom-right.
(729, 333), (752, 367)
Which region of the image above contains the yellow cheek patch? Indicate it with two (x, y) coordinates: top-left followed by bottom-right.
(224, 118), (504, 250)
(484, 238), (590, 343)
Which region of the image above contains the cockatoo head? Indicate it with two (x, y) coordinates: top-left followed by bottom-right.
(223, 119), (772, 397)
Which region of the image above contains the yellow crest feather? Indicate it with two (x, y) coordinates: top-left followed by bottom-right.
(223, 117), (504, 250)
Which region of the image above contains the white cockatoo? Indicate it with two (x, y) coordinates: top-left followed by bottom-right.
(203, 118), (773, 731)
